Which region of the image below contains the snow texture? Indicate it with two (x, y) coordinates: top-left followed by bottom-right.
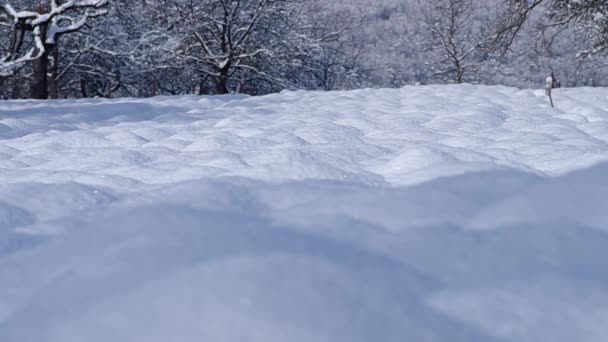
(1, 85), (608, 341)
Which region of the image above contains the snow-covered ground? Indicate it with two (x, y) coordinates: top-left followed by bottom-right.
(1, 85), (608, 341)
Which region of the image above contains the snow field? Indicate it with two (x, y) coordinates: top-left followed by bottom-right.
(1, 85), (608, 341)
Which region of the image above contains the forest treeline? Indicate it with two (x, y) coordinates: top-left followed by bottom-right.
(1, 0), (607, 99)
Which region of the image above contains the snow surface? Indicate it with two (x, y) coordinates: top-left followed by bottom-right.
(1, 85), (608, 341)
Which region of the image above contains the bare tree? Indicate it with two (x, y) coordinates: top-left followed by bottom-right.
(546, 0), (608, 53)
(419, 0), (482, 83)
(0, 0), (109, 99)
(291, 1), (367, 90)
(419, 0), (545, 83)
(169, 0), (295, 94)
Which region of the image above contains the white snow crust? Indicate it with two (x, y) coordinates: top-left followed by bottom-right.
(1, 85), (608, 341)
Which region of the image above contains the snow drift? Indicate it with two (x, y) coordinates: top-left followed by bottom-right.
(1, 85), (608, 341)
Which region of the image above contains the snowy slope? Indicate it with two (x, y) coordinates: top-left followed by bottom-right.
(1, 85), (608, 341)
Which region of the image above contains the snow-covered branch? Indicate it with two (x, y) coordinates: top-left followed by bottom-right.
(0, 0), (109, 75)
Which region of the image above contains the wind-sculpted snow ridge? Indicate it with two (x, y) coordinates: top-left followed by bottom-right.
(1, 85), (608, 342)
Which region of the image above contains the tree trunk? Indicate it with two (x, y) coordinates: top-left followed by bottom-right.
(215, 77), (229, 94)
(215, 67), (230, 94)
(30, 2), (50, 100)
(151, 80), (158, 97)
(80, 77), (88, 98)
(48, 45), (59, 99)
(31, 47), (49, 99)
(30, 5), (49, 100)
(198, 76), (207, 95)
(106, 80), (113, 98)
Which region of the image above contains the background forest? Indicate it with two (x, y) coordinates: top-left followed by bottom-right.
(1, 0), (607, 99)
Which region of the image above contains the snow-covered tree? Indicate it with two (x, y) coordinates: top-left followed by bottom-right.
(417, 0), (546, 83)
(418, 0), (486, 83)
(290, 1), (367, 90)
(1, 0), (607, 100)
(548, 0), (608, 53)
(165, 0), (299, 94)
(0, 0), (109, 99)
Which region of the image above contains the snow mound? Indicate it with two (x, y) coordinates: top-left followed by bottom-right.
(1, 85), (608, 341)
(0, 202), (34, 230)
(1, 85), (608, 189)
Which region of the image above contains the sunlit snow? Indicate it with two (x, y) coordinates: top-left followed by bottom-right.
(1, 85), (608, 342)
